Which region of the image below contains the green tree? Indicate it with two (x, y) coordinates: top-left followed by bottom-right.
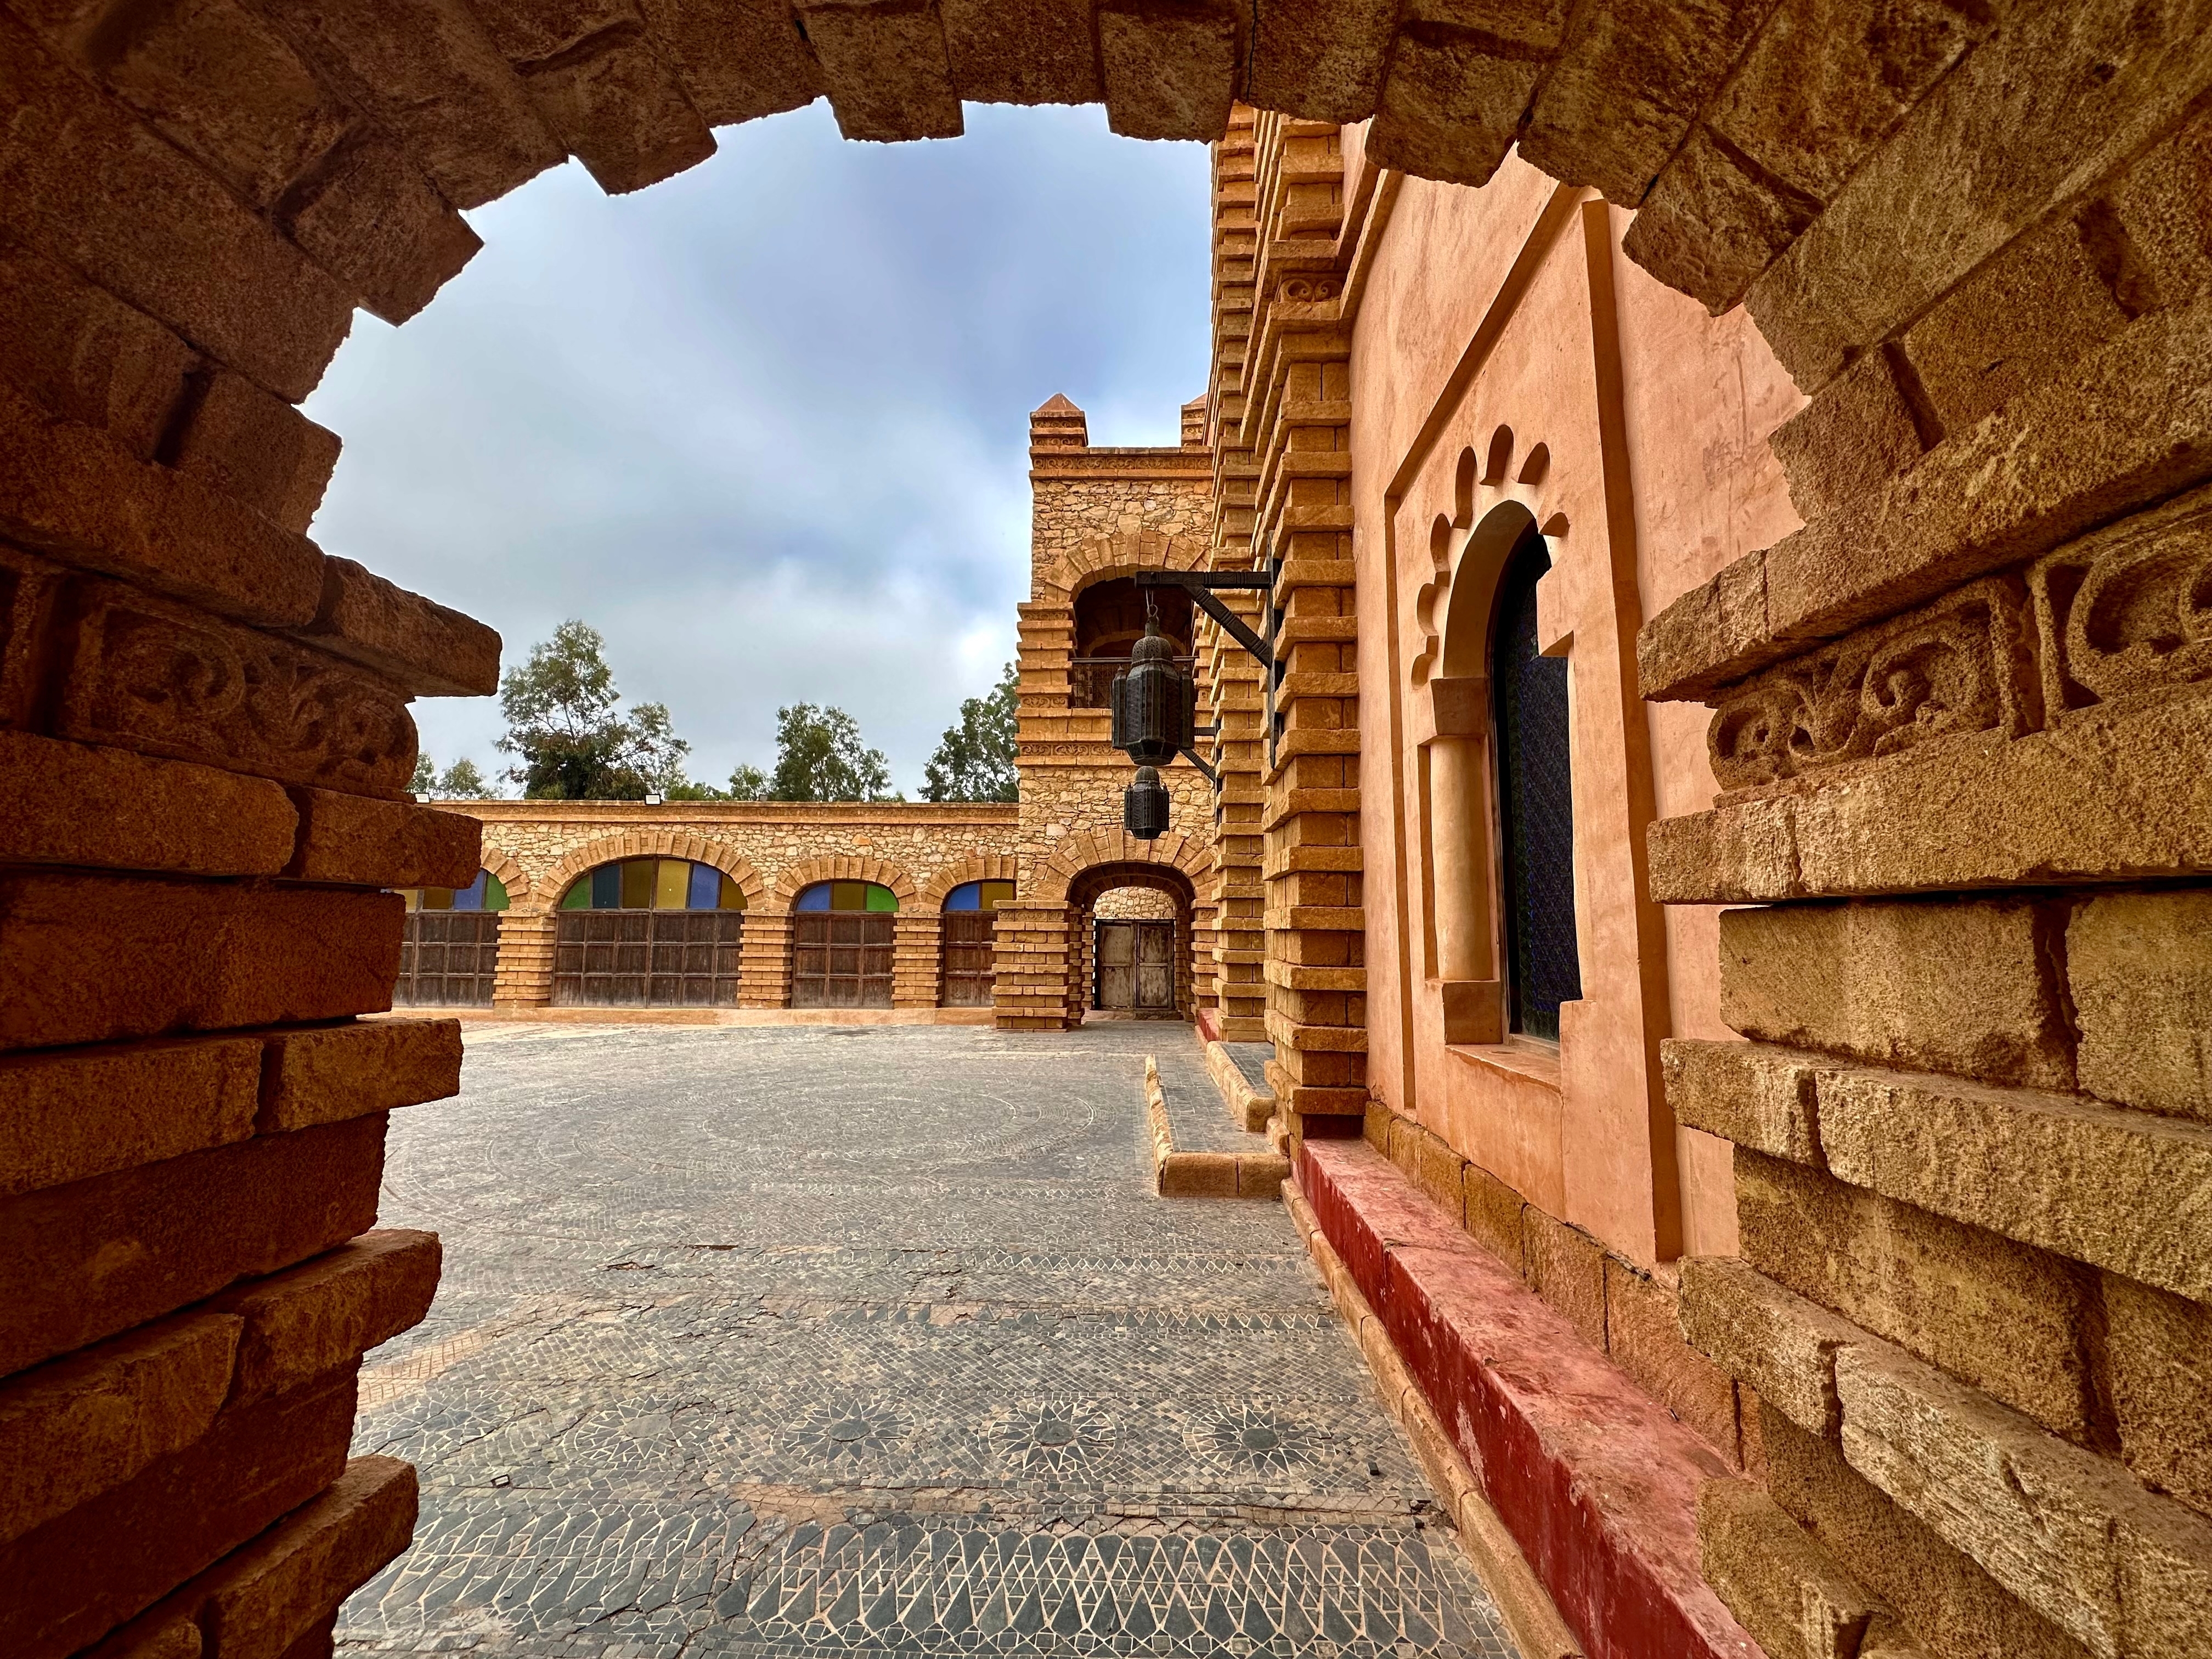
(726, 763), (771, 800)
(761, 703), (894, 802)
(921, 661), (1019, 803)
(411, 754), (497, 799)
(495, 620), (693, 800)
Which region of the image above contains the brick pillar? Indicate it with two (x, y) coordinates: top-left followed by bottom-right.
(493, 907), (557, 1008)
(1230, 114), (1365, 1135)
(891, 912), (938, 1009)
(1205, 110), (1269, 1043)
(991, 898), (1073, 1030)
(738, 909), (793, 1009)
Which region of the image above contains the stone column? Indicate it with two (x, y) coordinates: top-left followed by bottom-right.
(493, 907), (558, 1008)
(738, 909), (793, 1009)
(891, 911), (938, 1009)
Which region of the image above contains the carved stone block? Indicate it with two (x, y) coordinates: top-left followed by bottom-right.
(54, 578), (417, 798)
(1708, 574), (2038, 792)
(2029, 482), (2212, 719)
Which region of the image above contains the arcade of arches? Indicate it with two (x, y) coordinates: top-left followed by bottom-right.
(3, 4), (2211, 1659)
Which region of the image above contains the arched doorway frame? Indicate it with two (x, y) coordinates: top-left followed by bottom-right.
(918, 854), (1019, 1009)
(767, 855), (922, 1009)
(501, 833), (766, 1008)
(1026, 829), (1214, 1027)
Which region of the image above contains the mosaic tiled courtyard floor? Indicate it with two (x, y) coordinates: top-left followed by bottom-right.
(339, 1021), (1519, 1658)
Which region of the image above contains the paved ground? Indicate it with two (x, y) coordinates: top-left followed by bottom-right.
(338, 1022), (1516, 1658)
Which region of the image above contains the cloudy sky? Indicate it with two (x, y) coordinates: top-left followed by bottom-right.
(304, 102), (1211, 795)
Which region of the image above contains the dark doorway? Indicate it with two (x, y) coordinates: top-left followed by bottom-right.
(1094, 919), (1176, 1015)
(939, 878), (1012, 1008)
(397, 911), (500, 1007)
(1492, 527), (1581, 1040)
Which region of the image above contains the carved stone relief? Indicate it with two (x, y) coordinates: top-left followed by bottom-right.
(1707, 575), (2039, 791)
(55, 579), (417, 797)
(2030, 485), (2212, 718)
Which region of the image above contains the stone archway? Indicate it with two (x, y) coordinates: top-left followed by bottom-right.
(765, 855), (924, 1009)
(1064, 859), (1201, 1023)
(4, 4), (2208, 1656)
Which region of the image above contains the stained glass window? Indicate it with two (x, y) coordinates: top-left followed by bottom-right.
(793, 880), (898, 913)
(944, 879), (1014, 912)
(400, 870), (508, 912)
(1492, 530), (1581, 1042)
(559, 860), (744, 912)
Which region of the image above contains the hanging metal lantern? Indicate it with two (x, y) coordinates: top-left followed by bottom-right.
(1110, 620), (1193, 768)
(1124, 766), (1171, 840)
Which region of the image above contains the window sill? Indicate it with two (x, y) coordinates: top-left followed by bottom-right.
(1445, 1036), (1562, 1093)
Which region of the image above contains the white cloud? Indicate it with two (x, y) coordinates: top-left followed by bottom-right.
(304, 101), (1209, 793)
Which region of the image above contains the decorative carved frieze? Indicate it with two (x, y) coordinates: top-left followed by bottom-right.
(1707, 575), (2038, 791)
(2030, 486), (2212, 718)
(55, 579), (417, 797)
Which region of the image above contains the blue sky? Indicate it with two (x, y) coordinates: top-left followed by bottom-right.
(304, 102), (1211, 795)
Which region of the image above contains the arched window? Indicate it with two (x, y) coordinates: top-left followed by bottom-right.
(1491, 531), (1580, 1040)
(940, 880), (1013, 1008)
(1070, 576), (1193, 707)
(394, 870), (508, 1007)
(554, 858), (744, 1008)
(791, 881), (897, 1008)
(560, 858), (744, 912)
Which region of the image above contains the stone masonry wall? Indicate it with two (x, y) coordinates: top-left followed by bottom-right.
(461, 801), (1018, 1010)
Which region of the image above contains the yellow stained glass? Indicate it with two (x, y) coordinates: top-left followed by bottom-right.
(620, 860), (656, 910)
(400, 888), (420, 911)
(420, 887), (455, 910)
(979, 881), (1014, 911)
(654, 859), (690, 910)
(719, 872), (745, 910)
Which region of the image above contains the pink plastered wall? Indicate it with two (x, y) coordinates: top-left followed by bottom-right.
(1349, 146), (1804, 1266)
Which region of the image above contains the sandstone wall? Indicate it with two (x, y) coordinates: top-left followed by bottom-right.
(458, 801), (1019, 1010)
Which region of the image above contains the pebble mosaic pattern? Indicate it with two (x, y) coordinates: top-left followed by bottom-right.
(339, 1023), (1517, 1657)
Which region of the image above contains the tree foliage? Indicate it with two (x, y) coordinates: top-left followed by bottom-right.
(921, 662), (1019, 803)
(410, 754), (496, 799)
(761, 703), (895, 802)
(496, 620), (692, 800)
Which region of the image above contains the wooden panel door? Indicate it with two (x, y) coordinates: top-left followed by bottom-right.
(940, 912), (996, 1007)
(1134, 919), (1176, 1013)
(791, 912), (894, 1008)
(396, 911), (499, 1007)
(1094, 921), (1135, 1011)
(554, 911), (742, 1006)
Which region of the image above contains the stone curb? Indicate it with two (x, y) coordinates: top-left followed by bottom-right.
(1204, 1039), (1277, 1132)
(1143, 1056), (1286, 1199)
(1282, 1171), (1586, 1659)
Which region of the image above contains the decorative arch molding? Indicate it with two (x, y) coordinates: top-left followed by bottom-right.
(1410, 424), (1572, 687)
(768, 854), (919, 911)
(478, 843), (532, 906)
(527, 832), (768, 914)
(1041, 529), (1207, 604)
(916, 853), (1020, 910)
(1029, 829), (1210, 905)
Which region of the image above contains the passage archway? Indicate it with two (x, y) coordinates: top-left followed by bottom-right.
(554, 857), (746, 1007)
(1063, 863), (1198, 1024)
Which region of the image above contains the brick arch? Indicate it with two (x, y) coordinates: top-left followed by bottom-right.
(1038, 529), (1206, 603)
(768, 855), (919, 912)
(527, 833), (768, 914)
(917, 853), (1020, 910)
(1029, 829), (1211, 905)
(477, 842), (533, 906)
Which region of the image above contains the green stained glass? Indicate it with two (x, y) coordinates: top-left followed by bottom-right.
(486, 872), (510, 912)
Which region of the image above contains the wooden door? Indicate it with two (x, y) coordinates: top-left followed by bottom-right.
(396, 911), (500, 1007)
(1134, 919), (1176, 1013)
(940, 912), (996, 1007)
(554, 911), (742, 1006)
(1095, 921), (1135, 1011)
(791, 912), (894, 1008)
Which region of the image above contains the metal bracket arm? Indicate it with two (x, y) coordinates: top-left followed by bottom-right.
(1178, 747), (1219, 786)
(1134, 570), (1275, 672)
